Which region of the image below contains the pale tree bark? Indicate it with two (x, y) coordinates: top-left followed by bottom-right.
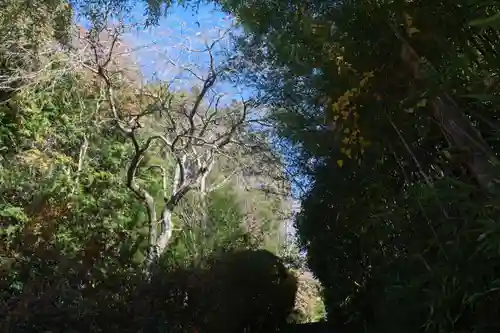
(79, 18), (261, 264)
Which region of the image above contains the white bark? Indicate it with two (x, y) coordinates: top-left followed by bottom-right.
(80, 18), (264, 265)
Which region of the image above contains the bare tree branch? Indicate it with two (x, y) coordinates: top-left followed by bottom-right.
(78, 15), (287, 264)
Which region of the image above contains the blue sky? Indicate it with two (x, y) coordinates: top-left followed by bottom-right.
(73, 1), (307, 245)
(75, 1), (243, 94)
(121, 2), (251, 105)
(122, 2), (307, 198)
(74, 1), (307, 200)
(125, 3), (232, 78)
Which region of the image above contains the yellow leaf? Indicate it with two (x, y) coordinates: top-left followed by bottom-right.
(338, 95), (349, 105)
(337, 160), (344, 168)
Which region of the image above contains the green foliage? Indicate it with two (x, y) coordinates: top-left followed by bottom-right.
(0, 3), (297, 330)
(161, 186), (255, 267)
(225, 0), (500, 332)
(0, 76), (291, 332)
(44, 0), (500, 329)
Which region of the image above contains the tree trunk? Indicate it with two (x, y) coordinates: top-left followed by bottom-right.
(156, 208), (174, 257)
(431, 92), (497, 188)
(399, 33), (497, 189)
(145, 206), (173, 266)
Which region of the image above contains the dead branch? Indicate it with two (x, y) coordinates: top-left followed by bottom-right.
(80, 18), (266, 261)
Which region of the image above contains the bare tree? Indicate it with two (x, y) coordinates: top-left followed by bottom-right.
(79, 16), (273, 263)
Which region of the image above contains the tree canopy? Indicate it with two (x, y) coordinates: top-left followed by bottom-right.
(0, 2), (319, 332)
(219, 0), (500, 332)
(4, 0), (500, 333)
